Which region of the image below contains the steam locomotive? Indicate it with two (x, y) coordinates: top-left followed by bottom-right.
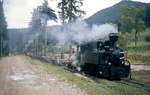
(70, 33), (131, 79)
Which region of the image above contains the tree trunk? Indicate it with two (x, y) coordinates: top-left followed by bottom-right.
(0, 37), (2, 57)
(135, 30), (138, 48)
(43, 21), (48, 56)
(68, 0), (73, 22)
(0, 38), (4, 57)
(44, 28), (47, 56)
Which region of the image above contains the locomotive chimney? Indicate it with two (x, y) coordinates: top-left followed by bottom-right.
(109, 33), (119, 43)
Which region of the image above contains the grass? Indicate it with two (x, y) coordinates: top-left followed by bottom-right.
(122, 29), (150, 56)
(132, 71), (150, 84)
(29, 57), (150, 95)
(127, 42), (150, 56)
(122, 30), (150, 64)
(126, 41), (150, 64)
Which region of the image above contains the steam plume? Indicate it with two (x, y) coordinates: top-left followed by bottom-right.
(49, 19), (118, 45)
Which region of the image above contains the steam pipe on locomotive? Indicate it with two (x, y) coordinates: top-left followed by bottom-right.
(68, 33), (131, 79)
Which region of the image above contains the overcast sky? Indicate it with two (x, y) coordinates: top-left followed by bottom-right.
(3, 0), (150, 28)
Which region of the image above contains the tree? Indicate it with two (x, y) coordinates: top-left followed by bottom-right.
(40, 0), (57, 27)
(28, 0), (57, 56)
(145, 8), (150, 27)
(30, 9), (43, 33)
(0, 0), (9, 57)
(58, 0), (85, 23)
(57, 0), (85, 57)
(57, 0), (68, 24)
(119, 6), (146, 47)
(40, 0), (57, 56)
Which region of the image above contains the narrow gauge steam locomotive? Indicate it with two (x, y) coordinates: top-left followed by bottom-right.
(70, 33), (131, 79)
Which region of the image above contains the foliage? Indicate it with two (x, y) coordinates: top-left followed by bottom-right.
(145, 7), (150, 27)
(29, 16), (42, 33)
(57, 0), (68, 24)
(0, 1), (9, 57)
(30, 0), (57, 31)
(119, 6), (145, 33)
(40, 0), (57, 22)
(144, 35), (150, 42)
(118, 33), (130, 50)
(119, 6), (146, 47)
(126, 30), (150, 57)
(119, 30), (150, 64)
(57, 0), (85, 23)
(26, 0), (58, 56)
(86, 1), (150, 26)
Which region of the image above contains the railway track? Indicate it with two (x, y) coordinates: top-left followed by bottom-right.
(88, 75), (150, 91)
(31, 56), (150, 91)
(78, 72), (150, 91)
(118, 79), (150, 91)
(88, 74), (150, 91)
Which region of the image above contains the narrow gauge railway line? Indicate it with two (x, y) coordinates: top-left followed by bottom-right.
(89, 75), (150, 91)
(63, 66), (150, 91)
(84, 74), (150, 91)
(30, 56), (150, 91)
(64, 66), (150, 91)
(85, 73), (150, 91)
(118, 79), (150, 91)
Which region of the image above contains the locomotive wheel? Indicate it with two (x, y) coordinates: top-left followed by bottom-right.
(123, 60), (131, 79)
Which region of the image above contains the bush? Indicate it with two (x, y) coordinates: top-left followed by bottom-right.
(118, 33), (133, 50)
(118, 34), (130, 50)
(144, 35), (150, 42)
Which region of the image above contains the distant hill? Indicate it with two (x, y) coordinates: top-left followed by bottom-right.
(86, 1), (150, 26)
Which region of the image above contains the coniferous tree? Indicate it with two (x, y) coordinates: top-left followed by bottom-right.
(40, 0), (57, 56)
(67, 0), (85, 22)
(30, 0), (57, 34)
(57, 0), (85, 57)
(58, 0), (68, 24)
(0, 0), (9, 57)
(58, 0), (85, 23)
(27, 0), (57, 56)
(145, 8), (150, 27)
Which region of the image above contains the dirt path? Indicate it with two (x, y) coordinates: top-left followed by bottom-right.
(0, 56), (86, 95)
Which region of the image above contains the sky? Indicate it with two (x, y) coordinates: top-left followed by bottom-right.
(3, 0), (150, 28)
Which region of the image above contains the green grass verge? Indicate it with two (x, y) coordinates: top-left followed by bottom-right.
(120, 30), (150, 57)
(29, 57), (150, 95)
(127, 42), (150, 56)
(132, 71), (150, 84)
(125, 31), (150, 64)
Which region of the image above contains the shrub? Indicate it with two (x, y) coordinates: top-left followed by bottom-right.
(144, 35), (150, 42)
(118, 34), (128, 50)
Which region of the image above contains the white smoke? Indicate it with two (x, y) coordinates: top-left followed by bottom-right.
(49, 19), (118, 45)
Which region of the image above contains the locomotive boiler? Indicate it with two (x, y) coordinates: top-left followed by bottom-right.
(70, 33), (131, 79)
